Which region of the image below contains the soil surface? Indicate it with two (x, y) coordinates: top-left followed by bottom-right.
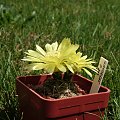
(28, 78), (86, 99)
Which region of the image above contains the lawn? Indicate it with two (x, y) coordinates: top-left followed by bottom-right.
(0, 0), (120, 119)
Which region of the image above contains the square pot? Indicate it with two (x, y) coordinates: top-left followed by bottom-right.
(16, 74), (110, 120)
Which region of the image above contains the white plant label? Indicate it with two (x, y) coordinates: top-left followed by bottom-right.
(90, 57), (108, 94)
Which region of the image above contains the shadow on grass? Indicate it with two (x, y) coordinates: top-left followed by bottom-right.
(0, 108), (23, 120)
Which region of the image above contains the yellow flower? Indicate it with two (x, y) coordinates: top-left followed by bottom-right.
(71, 53), (98, 77)
(22, 38), (97, 77)
(22, 38), (77, 73)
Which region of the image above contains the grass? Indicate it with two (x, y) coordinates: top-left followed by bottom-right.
(0, 0), (120, 119)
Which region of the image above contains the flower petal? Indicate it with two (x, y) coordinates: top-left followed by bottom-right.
(80, 55), (87, 60)
(36, 45), (46, 56)
(21, 56), (41, 62)
(45, 43), (52, 52)
(57, 64), (66, 72)
(33, 63), (46, 70)
(64, 62), (74, 73)
(82, 68), (92, 78)
(64, 44), (79, 56)
(26, 63), (45, 70)
(77, 52), (82, 57)
(45, 64), (55, 73)
(25, 50), (44, 59)
(51, 41), (58, 51)
(58, 38), (71, 51)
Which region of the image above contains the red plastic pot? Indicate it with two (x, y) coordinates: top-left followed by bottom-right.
(16, 74), (110, 120)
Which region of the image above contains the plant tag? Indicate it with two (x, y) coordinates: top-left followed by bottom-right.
(89, 57), (108, 94)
